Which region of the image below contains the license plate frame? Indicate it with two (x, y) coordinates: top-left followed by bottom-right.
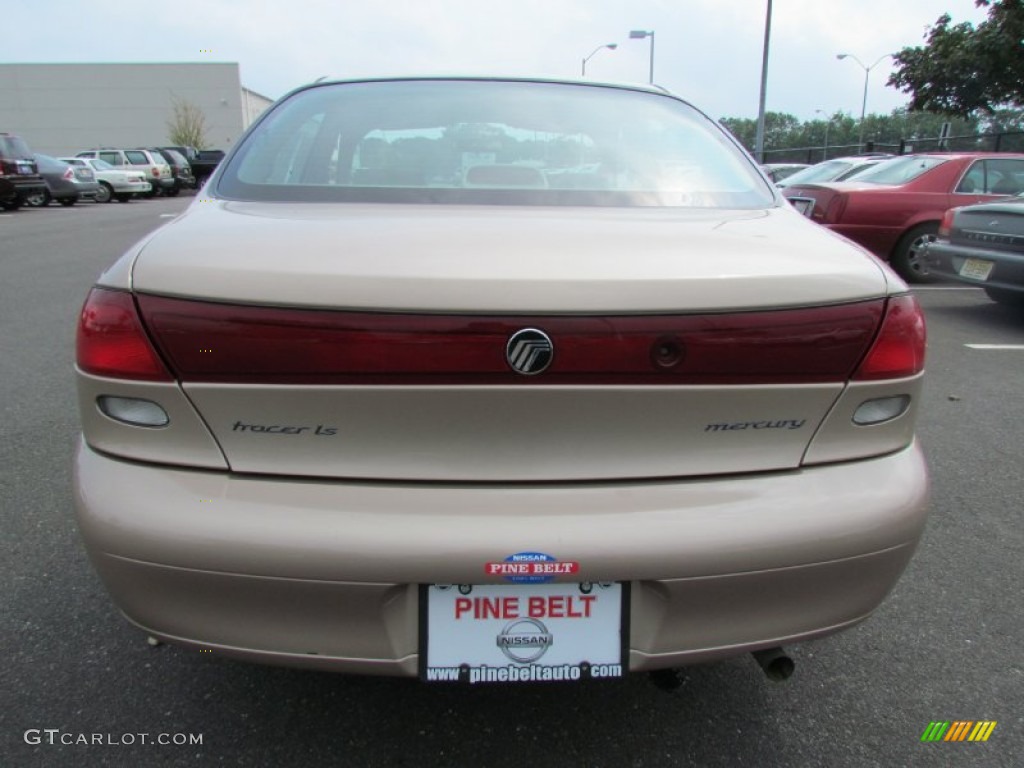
(419, 582), (629, 684)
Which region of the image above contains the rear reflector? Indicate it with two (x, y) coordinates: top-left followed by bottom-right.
(852, 295), (926, 380)
(77, 288), (172, 381)
(97, 395), (170, 427)
(852, 395), (911, 426)
(135, 294), (889, 385)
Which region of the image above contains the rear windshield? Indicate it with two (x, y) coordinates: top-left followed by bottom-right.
(34, 154), (67, 172)
(777, 159), (857, 186)
(847, 156), (947, 185)
(1, 135), (34, 159)
(217, 80), (774, 208)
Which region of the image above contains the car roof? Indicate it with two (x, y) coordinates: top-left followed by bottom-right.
(285, 75), (676, 101)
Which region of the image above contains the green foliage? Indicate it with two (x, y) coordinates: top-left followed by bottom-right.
(888, 0), (1024, 115)
(720, 109), (985, 160)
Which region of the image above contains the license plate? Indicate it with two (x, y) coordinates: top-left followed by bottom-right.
(959, 258), (994, 281)
(790, 198), (814, 217)
(420, 582), (627, 683)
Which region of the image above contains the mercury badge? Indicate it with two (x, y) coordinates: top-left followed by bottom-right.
(506, 328), (553, 375)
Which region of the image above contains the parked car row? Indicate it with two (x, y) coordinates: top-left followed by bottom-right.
(1, 131), (223, 211)
(782, 152), (1024, 283)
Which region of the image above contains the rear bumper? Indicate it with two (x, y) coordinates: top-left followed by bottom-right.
(924, 240), (1024, 292)
(5, 175), (47, 200)
(73, 439), (929, 676)
(111, 180), (152, 194)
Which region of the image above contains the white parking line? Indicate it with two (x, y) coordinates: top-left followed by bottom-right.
(965, 345), (1024, 350)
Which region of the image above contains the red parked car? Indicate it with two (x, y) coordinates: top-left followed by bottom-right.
(783, 153), (1024, 282)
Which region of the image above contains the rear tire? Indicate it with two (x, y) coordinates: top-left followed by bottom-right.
(984, 287), (1024, 307)
(95, 182), (113, 203)
(891, 223), (940, 283)
(115, 194), (132, 203)
(26, 189), (50, 207)
(59, 198), (76, 207)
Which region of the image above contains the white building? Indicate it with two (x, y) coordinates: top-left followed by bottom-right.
(0, 62), (274, 156)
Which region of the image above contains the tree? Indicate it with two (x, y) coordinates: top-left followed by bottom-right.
(888, 0), (1024, 115)
(166, 95), (210, 149)
(720, 112), (802, 151)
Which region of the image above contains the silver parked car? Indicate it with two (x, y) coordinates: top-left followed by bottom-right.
(75, 148), (174, 196)
(776, 155), (892, 188)
(61, 157), (152, 202)
(27, 153), (100, 206)
(74, 77), (928, 684)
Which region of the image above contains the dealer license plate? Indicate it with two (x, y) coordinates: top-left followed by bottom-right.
(420, 582), (627, 684)
(959, 258), (994, 281)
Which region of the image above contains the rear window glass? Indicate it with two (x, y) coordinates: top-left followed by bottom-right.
(35, 154), (65, 172)
(778, 160), (857, 186)
(217, 80), (774, 208)
(1, 135), (34, 158)
(849, 156), (947, 185)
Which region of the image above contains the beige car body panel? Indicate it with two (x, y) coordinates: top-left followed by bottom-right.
(74, 438), (928, 674)
(130, 201), (895, 313)
(187, 383), (841, 481)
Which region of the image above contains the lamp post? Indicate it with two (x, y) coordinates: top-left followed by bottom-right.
(753, 0), (773, 163)
(581, 43), (617, 77)
(815, 109), (832, 161)
(629, 30), (655, 84)
(836, 53), (893, 151)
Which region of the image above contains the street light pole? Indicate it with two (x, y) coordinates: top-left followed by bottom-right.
(815, 109), (831, 161)
(629, 30), (655, 84)
(753, 0), (773, 163)
(836, 53), (893, 151)
(581, 43), (617, 77)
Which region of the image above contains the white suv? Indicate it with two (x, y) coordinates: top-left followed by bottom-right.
(76, 149), (174, 196)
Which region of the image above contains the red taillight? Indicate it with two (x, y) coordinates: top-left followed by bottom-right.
(135, 295), (887, 385)
(152, 167), (160, 177)
(938, 208), (956, 238)
(63, 168), (74, 181)
(852, 295), (926, 381)
(77, 288), (172, 381)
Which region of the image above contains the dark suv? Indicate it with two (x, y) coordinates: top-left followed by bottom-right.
(149, 148), (195, 195)
(0, 133), (47, 211)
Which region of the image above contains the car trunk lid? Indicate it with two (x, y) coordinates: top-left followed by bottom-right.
(127, 202), (894, 482)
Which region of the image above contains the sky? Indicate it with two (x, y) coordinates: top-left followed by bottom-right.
(4, 0), (992, 122)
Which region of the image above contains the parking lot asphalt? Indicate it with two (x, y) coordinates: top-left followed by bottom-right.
(2, 198), (1022, 767)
